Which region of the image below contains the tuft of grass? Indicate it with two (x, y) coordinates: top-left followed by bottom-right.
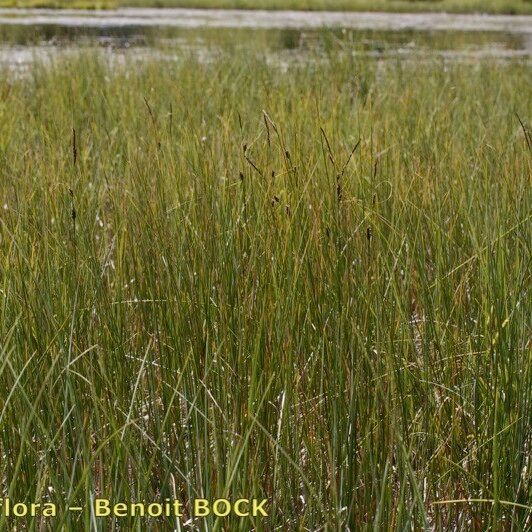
(0, 44), (530, 529)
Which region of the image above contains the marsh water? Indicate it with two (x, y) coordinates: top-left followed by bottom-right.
(0, 7), (531, 72)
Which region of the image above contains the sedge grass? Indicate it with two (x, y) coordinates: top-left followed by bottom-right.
(0, 47), (530, 530)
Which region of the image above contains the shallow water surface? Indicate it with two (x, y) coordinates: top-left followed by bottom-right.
(0, 8), (531, 33)
(0, 8), (530, 72)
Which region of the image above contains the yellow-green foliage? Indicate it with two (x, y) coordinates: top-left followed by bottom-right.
(123, 0), (532, 14)
(0, 0), (115, 7)
(0, 0), (531, 14)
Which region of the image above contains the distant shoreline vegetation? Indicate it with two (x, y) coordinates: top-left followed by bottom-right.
(0, 0), (531, 15)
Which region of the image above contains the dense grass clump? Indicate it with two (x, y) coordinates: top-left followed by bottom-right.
(0, 51), (530, 530)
